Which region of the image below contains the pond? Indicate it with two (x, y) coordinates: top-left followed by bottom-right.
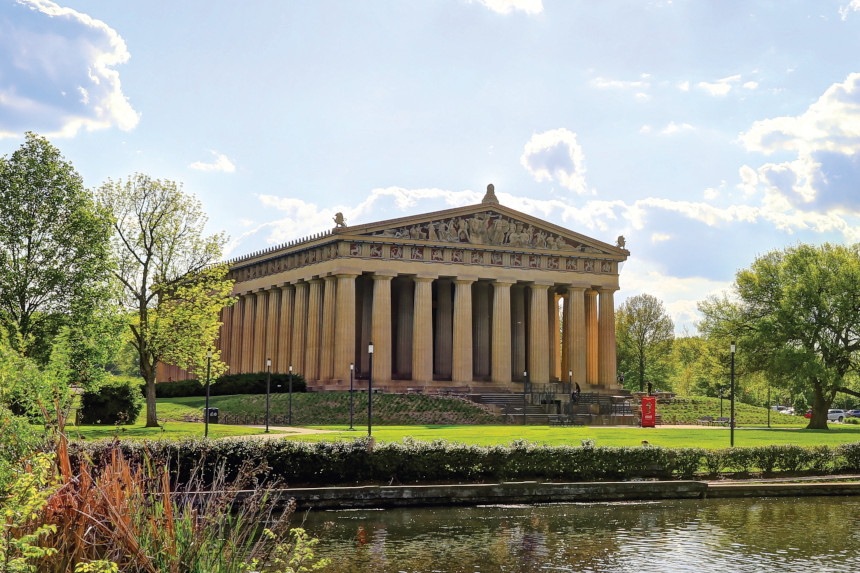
(302, 496), (860, 572)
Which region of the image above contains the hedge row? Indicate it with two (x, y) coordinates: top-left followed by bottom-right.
(68, 439), (860, 488)
(153, 372), (307, 398)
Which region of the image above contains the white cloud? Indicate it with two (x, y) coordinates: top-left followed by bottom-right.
(739, 72), (860, 155)
(839, 0), (860, 19)
(639, 125), (652, 134)
(697, 74), (742, 96)
(520, 128), (590, 194)
(678, 81), (690, 92)
(591, 77), (648, 90)
(471, 0), (543, 15)
(743, 81), (759, 90)
(659, 121), (694, 135)
(0, 0), (139, 139)
(189, 151), (236, 173)
(651, 232), (671, 243)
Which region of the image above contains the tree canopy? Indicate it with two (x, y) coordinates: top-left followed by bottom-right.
(700, 243), (860, 429)
(615, 293), (675, 392)
(0, 133), (114, 365)
(98, 174), (233, 427)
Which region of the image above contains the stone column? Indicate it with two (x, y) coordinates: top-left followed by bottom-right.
(253, 290), (268, 372)
(434, 279), (453, 379)
(598, 287), (618, 388)
(265, 288), (280, 371)
(412, 276), (434, 384)
(229, 295), (243, 374)
(452, 279), (474, 383)
(511, 284), (526, 381)
(528, 283), (551, 383)
(473, 282), (491, 378)
(371, 274), (394, 384)
(585, 289), (599, 385)
(305, 278), (324, 381)
(395, 278), (414, 378)
(219, 305), (232, 372)
(548, 289), (559, 381)
(561, 293), (570, 382)
(291, 281), (309, 375)
(241, 293), (256, 373)
(360, 278), (373, 376)
(569, 287), (587, 386)
(491, 281), (513, 384)
(334, 273), (358, 381)
(320, 276), (337, 381)
(276, 284), (294, 374)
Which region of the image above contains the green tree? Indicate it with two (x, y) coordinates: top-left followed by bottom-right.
(0, 133), (114, 363)
(701, 243), (860, 429)
(615, 293), (675, 392)
(98, 175), (233, 427)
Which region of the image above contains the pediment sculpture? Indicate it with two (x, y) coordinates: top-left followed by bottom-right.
(368, 212), (602, 252)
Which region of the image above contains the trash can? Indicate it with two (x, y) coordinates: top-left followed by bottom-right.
(205, 407), (219, 424)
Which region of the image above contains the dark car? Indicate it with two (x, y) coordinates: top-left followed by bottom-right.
(848, 409), (860, 418)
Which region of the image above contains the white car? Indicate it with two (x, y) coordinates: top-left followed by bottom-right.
(828, 409), (847, 422)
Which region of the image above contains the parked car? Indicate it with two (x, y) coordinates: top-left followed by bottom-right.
(828, 409), (847, 422)
(848, 409), (860, 418)
(805, 410), (812, 419)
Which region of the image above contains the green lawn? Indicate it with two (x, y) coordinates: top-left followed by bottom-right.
(289, 424), (860, 449)
(65, 420), (277, 440)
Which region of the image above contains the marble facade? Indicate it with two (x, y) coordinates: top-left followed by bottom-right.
(159, 186), (630, 394)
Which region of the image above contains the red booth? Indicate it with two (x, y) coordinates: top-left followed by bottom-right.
(641, 396), (657, 427)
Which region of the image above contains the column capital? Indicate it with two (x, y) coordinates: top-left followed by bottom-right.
(597, 285), (620, 293)
(413, 276), (434, 283)
(492, 278), (516, 287)
(334, 272), (360, 279)
(453, 277), (476, 285)
(308, 277), (324, 284)
(372, 272), (396, 281)
(568, 283), (589, 292)
(529, 282), (552, 291)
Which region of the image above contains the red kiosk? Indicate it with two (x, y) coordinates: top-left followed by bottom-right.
(641, 396), (657, 427)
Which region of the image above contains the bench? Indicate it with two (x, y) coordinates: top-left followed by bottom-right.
(697, 416), (715, 426)
(714, 417), (730, 426)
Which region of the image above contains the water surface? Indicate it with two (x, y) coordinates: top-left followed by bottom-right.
(302, 497), (860, 572)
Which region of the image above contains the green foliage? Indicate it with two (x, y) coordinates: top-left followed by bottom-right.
(616, 294), (675, 392)
(69, 437), (860, 488)
(79, 378), (144, 425)
(0, 453), (59, 572)
(0, 133), (114, 364)
(154, 379), (204, 398)
(97, 174), (232, 427)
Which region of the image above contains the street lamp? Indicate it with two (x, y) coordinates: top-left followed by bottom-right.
(288, 365), (293, 426)
(523, 370), (528, 426)
(368, 342), (374, 437)
(767, 384), (771, 429)
(719, 386), (724, 418)
(204, 349), (212, 438)
(730, 341), (736, 447)
(266, 358), (271, 433)
(349, 362), (355, 431)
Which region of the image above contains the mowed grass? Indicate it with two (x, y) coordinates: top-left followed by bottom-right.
(290, 424), (860, 449)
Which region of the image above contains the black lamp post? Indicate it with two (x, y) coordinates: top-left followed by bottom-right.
(523, 370), (528, 426)
(767, 384), (771, 429)
(204, 349), (212, 438)
(288, 364), (293, 426)
(265, 358), (271, 433)
(730, 341), (736, 447)
(568, 369), (572, 395)
(368, 342), (374, 437)
(719, 386), (724, 418)
(349, 362), (355, 431)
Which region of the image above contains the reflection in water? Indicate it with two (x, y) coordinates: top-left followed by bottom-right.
(302, 497), (860, 572)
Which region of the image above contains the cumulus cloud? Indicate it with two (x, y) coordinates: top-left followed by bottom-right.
(839, 0), (860, 19)
(659, 121), (694, 135)
(470, 0), (543, 15)
(520, 128), (590, 194)
(0, 0), (139, 138)
(697, 74), (742, 96)
(738, 73), (860, 214)
(189, 151), (236, 173)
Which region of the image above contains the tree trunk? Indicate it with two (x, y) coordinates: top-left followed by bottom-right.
(140, 359), (159, 427)
(806, 381), (830, 430)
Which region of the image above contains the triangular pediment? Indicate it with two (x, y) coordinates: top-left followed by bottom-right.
(335, 203), (626, 258)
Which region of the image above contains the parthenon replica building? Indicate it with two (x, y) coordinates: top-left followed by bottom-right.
(161, 185), (629, 395)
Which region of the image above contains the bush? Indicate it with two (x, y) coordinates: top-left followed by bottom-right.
(79, 378), (144, 424)
(154, 379), (204, 398)
(210, 372), (307, 396)
(152, 372), (307, 398)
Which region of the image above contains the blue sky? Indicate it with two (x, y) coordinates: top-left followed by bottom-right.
(3, 0), (860, 333)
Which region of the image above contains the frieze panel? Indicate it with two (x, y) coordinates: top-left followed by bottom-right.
(390, 245), (403, 259)
(584, 260), (594, 272)
(528, 255), (539, 269)
(601, 261), (611, 273)
(370, 244), (383, 258)
(431, 248), (444, 262)
(566, 258), (577, 271)
(490, 252), (503, 266)
(512, 254), (522, 268)
(452, 250), (464, 263)
(411, 247), (424, 260)
(368, 211), (607, 253)
(548, 257), (559, 270)
(350, 243), (362, 256)
(471, 251), (483, 265)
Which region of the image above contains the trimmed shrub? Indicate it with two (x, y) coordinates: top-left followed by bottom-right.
(154, 379), (204, 398)
(79, 378), (144, 425)
(210, 372), (307, 395)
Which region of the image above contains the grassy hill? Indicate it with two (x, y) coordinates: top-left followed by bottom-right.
(157, 392), (503, 426)
(155, 392), (809, 427)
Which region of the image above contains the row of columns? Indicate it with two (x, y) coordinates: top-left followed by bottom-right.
(216, 274), (618, 388)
